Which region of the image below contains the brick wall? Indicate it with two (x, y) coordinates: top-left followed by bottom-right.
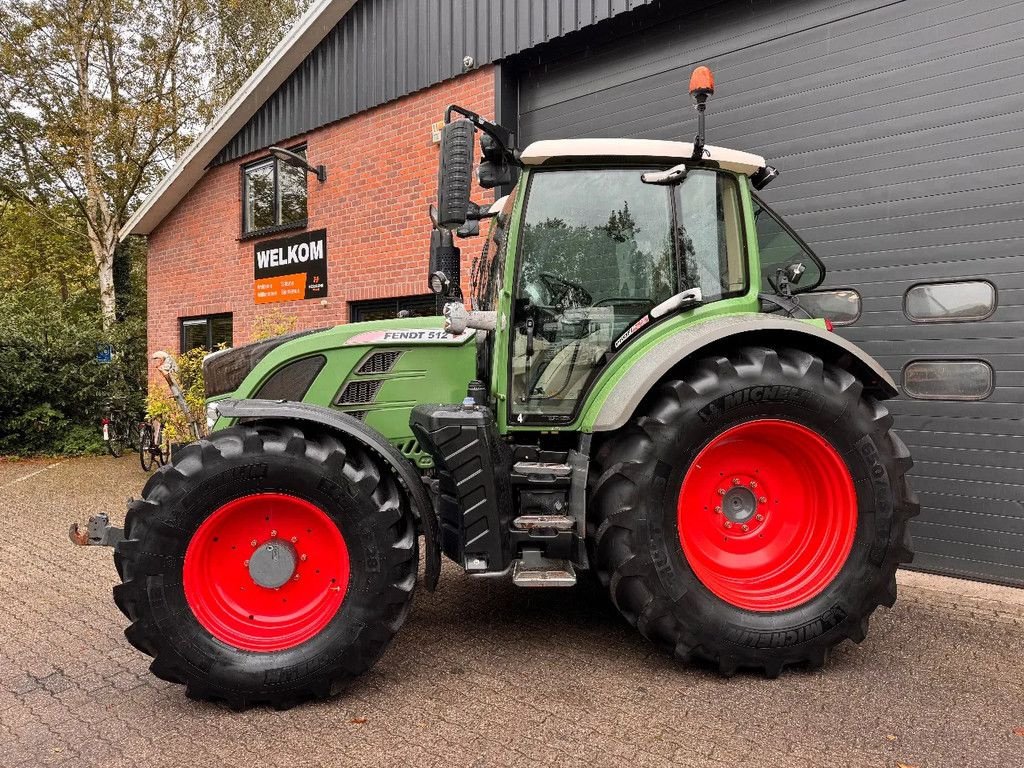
(145, 66), (495, 381)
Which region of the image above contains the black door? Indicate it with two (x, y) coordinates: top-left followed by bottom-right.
(515, 0), (1024, 586)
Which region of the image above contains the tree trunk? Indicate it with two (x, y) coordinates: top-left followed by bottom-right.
(89, 225), (117, 330)
(73, 35), (119, 331)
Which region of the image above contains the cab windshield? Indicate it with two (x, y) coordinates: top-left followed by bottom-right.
(510, 167), (746, 422)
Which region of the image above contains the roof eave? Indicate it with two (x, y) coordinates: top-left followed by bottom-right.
(119, 0), (357, 240)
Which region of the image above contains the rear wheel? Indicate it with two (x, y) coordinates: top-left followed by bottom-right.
(105, 418), (125, 458)
(138, 424), (154, 471)
(113, 422), (417, 708)
(589, 345), (917, 676)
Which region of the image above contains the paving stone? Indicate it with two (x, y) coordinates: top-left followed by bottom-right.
(1, 455), (1022, 767)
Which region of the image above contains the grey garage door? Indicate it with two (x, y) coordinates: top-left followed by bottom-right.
(517, 0), (1024, 586)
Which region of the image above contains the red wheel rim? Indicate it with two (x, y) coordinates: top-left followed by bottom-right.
(677, 419), (857, 612)
(183, 493), (350, 652)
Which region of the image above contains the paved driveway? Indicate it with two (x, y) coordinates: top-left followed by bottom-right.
(1, 456), (1022, 768)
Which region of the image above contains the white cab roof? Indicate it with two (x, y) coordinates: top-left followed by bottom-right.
(520, 139), (767, 177)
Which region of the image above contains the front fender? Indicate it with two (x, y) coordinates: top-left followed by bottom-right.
(584, 314), (897, 432)
(213, 399), (441, 591)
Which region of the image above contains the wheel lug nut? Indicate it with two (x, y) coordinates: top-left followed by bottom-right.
(290, 536), (298, 544)
(741, 524), (749, 532)
(293, 573), (300, 581)
(732, 477), (741, 486)
(270, 529), (277, 538)
(717, 488), (726, 496)
(749, 480), (757, 488)
(300, 553), (308, 561)
(724, 521), (733, 529)
(714, 506), (721, 513)
(243, 559), (249, 567)
(759, 497), (767, 504)
(755, 514), (764, 522)
(250, 539), (258, 547)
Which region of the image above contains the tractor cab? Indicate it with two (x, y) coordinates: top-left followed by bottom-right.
(430, 71), (826, 430)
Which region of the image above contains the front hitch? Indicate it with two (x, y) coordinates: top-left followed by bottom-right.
(69, 513), (124, 548)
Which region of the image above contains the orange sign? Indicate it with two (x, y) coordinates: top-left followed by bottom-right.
(254, 272), (307, 304)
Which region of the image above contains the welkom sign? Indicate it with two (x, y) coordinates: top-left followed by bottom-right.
(253, 229), (328, 304)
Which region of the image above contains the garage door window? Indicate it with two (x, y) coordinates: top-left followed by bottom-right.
(904, 281), (996, 323)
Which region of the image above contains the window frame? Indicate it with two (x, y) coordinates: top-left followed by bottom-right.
(750, 193), (826, 295)
(507, 164), (751, 425)
(179, 313), (233, 353)
(240, 144), (309, 239)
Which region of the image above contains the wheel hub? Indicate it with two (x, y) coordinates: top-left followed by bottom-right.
(248, 540), (297, 588)
(677, 419), (857, 612)
(721, 486), (757, 524)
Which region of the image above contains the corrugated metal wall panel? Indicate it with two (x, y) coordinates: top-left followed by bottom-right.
(214, 0), (659, 164)
(517, 0), (1024, 586)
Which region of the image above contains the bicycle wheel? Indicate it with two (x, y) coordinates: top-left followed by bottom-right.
(156, 423), (171, 465)
(105, 418), (124, 458)
(139, 424), (155, 471)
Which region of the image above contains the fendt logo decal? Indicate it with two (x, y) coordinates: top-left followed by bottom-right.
(343, 329), (475, 346)
(613, 314), (651, 350)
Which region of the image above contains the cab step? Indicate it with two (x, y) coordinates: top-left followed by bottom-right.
(512, 550), (577, 588)
(512, 514), (575, 532)
(511, 461), (572, 483)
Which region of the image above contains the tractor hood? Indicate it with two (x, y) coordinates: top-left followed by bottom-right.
(205, 316), (480, 460)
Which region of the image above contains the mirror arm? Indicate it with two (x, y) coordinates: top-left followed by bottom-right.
(444, 104), (520, 167)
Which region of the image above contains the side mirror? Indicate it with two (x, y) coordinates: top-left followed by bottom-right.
(436, 118), (476, 230)
(477, 133), (513, 189)
(428, 228), (461, 295)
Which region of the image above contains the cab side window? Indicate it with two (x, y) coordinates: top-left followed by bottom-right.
(752, 196), (823, 293)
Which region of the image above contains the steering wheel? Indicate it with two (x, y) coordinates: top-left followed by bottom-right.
(538, 271), (593, 309)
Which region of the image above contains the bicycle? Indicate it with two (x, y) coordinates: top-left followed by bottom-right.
(138, 417), (171, 471)
(101, 403), (139, 458)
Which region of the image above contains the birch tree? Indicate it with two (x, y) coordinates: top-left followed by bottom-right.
(0, 0), (210, 329)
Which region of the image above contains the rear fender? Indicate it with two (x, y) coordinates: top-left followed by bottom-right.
(214, 399), (441, 591)
(586, 314), (897, 432)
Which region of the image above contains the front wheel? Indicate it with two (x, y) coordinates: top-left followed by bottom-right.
(113, 422), (418, 708)
(588, 345), (918, 676)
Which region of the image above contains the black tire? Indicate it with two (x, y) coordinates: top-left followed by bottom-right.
(139, 424), (154, 471)
(588, 345), (918, 676)
(113, 422), (418, 709)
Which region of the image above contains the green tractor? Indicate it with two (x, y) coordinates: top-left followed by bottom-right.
(78, 67), (916, 708)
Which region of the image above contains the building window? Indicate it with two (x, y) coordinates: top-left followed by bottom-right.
(904, 280), (996, 323)
(902, 360), (993, 401)
(799, 289), (861, 326)
(349, 295), (437, 322)
(242, 146), (308, 236)
(180, 314), (233, 353)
